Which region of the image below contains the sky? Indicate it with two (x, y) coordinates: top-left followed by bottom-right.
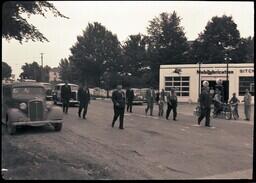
(2, 1), (254, 79)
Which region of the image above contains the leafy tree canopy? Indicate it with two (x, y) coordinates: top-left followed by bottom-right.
(2, 1), (68, 43)
(2, 62), (12, 79)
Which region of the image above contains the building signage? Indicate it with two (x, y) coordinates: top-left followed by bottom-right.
(240, 69), (254, 73)
(197, 70), (234, 75)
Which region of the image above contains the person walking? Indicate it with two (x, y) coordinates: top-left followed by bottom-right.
(145, 87), (155, 116)
(198, 86), (212, 127)
(229, 92), (240, 119)
(112, 85), (126, 129)
(166, 89), (178, 121)
(126, 87), (134, 113)
(242, 89), (252, 121)
(78, 84), (90, 119)
(158, 89), (165, 117)
(61, 82), (71, 114)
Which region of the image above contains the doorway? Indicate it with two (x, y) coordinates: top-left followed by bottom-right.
(201, 80), (229, 102)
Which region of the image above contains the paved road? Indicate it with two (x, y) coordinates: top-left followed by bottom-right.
(2, 100), (254, 180)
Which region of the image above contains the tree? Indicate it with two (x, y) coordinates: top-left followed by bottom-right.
(121, 34), (151, 87)
(147, 11), (189, 87)
(2, 62), (12, 79)
(19, 62), (50, 82)
(234, 36), (254, 63)
(2, 1), (68, 43)
(69, 22), (122, 87)
(59, 58), (73, 82)
(189, 15), (241, 64)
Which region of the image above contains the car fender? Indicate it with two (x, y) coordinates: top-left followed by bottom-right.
(7, 108), (28, 122)
(47, 106), (63, 120)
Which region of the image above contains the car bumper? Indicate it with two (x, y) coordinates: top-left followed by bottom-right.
(12, 120), (63, 126)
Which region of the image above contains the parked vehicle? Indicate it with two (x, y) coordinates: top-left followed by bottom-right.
(52, 83), (79, 106)
(40, 82), (53, 101)
(132, 88), (145, 105)
(2, 82), (63, 135)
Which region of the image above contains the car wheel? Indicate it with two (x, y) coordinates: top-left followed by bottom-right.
(53, 123), (62, 131)
(7, 121), (16, 135)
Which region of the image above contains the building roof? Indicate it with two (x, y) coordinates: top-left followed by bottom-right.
(160, 63), (254, 69)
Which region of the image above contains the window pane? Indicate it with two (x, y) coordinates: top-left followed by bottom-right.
(174, 82), (180, 86)
(165, 82), (173, 86)
(182, 77), (189, 81)
(165, 77), (172, 81)
(182, 87), (189, 91)
(182, 92), (189, 96)
(182, 82), (189, 86)
(174, 77), (181, 81)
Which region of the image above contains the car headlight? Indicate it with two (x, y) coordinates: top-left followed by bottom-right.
(19, 103), (27, 110)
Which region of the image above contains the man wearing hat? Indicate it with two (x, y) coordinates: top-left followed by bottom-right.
(61, 81), (71, 114)
(111, 84), (126, 129)
(198, 82), (212, 127)
(166, 88), (178, 121)
(145, 87), (156, 116)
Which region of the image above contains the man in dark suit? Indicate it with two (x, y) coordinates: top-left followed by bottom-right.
(166, 89), (178, 120)
(126, 87), (134, 113)
(112, 85), (126, 129)
(78, 84), (90, 119)
(145, 87), (156, 116)
(61, 82), (71, 114)
(198, 86), (212, 127)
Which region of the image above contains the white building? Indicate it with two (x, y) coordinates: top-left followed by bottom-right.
(49, 67), (61, 82)
(159, 63), (254, 104)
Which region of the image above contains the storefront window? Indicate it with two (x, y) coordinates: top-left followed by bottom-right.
(239, 76), (254, 96)
(164, 76), (190, 96)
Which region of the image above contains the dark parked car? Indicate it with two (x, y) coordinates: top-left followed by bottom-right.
(52, 83), (79, 106)
(2, 82), (63, 135)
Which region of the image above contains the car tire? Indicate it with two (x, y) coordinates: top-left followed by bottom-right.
(53, 123), (62, 131)
(7, 121), (16, 135)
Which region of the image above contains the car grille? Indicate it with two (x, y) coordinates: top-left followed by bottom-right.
(29, 101), (44, 121)
(71, 92), (77, 100)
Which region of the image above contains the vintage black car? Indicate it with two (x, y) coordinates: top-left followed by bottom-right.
(2, 82), (63, 135)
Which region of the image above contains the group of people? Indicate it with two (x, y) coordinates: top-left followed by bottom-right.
(60, 82), (90, 119)
(198, 82), (252, 127)
(60, 81), (252, 130)
(111, 85), (178, 129)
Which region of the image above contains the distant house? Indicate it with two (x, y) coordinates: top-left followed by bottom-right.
(49, 67), (61, 82)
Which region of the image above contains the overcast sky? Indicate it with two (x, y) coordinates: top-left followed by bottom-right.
(2, 1), (254, 79)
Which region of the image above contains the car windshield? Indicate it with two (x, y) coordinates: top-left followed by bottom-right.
(12, 87), (45, 98)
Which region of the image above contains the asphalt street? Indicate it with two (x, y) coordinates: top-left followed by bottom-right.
(1, 100), (254, 180)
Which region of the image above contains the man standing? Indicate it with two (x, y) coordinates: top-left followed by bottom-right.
(145, 87), (155, 116)
(198, 86), (212, 127)
(166, 89), (178, 120)
(242, 89), (252, 121)
(126, 87), (134, 113)
(78, 84), (90, 119)
(61, 82), (71, 114)
(158, 89), (165, 117)
(112, 85), (126, 129)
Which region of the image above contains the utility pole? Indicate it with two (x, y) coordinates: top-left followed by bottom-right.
(40, 53), (44, 82)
